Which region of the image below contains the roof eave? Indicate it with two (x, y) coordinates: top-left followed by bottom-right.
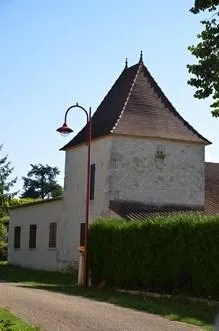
(60, 134), (112, 151)
(111, 132), (211, 145)
(9, 197), (63, 211)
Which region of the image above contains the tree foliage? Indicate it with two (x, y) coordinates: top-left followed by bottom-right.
(0, 222), (7, 259)
(0, 144), (17, 259)
(188, 0), (219, 117)
(191, 0), (219, 13)
(0, 145), (17, 217)
(21, 164), (63, 200)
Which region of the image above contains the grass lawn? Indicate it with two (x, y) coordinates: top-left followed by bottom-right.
(0, 262), (217, 330)
(0, 261), (74, 285)
(0, 307), (39, 330)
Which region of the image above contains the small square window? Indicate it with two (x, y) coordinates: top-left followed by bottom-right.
(156, 145), (166, 159)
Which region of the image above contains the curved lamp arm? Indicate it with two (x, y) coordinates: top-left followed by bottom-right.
(56, 103), (91, 135)
(64, 102), (89, 124)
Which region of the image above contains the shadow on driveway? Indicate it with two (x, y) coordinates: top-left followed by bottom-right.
(18, 283), (217, 330)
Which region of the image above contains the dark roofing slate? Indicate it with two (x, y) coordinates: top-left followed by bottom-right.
(62, 60), (210, 150)
(112, 65), (210, 144)
(61, 65), (139, 150)
(109, 200), (204, 221)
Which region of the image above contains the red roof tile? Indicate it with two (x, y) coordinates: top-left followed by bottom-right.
(205, 162), (219, 214)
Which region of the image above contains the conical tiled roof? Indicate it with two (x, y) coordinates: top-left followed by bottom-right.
(62, 58), (210, 150)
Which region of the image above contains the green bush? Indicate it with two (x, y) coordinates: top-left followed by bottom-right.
(0, 320), (14, 331)
(89, 215), (219, 298)
(0, 223), (7, 260)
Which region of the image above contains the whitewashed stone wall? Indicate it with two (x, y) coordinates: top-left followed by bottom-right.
(58, 137), (113, 269)
(109, 136), (205, 207)
(8, 199), (63, 271)
(59, 135), (205, 269)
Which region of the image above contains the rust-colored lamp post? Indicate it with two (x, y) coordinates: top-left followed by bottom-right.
(56, 102), (92, 288)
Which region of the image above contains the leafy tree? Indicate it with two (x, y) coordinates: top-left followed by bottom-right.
(0, 145), (17, 216)
(21, 164), (63, 200)
(0, 222), (7, 260)
(187, 0), (219, 117)
(0, 144), (17, 259)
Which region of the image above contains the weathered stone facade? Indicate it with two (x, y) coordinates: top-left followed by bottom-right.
(58, 134), (205, 267)
(109, 136), (205, 207)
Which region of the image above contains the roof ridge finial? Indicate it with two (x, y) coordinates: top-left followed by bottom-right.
(139, 50), (143, 64)
(125, 58), (128, 69)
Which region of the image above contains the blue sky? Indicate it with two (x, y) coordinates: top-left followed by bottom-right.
(1, 0), (218, 194)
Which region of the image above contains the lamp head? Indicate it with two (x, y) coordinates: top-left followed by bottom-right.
(56, 122), (73, 137)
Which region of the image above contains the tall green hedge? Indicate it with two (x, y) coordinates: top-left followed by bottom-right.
(89, 215), (219, 298)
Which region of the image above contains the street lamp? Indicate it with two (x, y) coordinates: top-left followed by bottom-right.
(57, 102), (92, 288)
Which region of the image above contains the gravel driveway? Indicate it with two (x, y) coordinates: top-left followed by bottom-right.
(0, 282), (199, 331)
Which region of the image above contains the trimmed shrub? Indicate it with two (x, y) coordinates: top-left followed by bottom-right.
(0, 320), (14, 331)
(89, 215), (219, 298)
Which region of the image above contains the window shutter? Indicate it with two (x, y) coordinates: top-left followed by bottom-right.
(49, 222), (57, 248)
(14, 226), (21, 249)
(80, 222), (85, 246)
(29, 225), (37, 249)
(90, 164), (96, 200)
